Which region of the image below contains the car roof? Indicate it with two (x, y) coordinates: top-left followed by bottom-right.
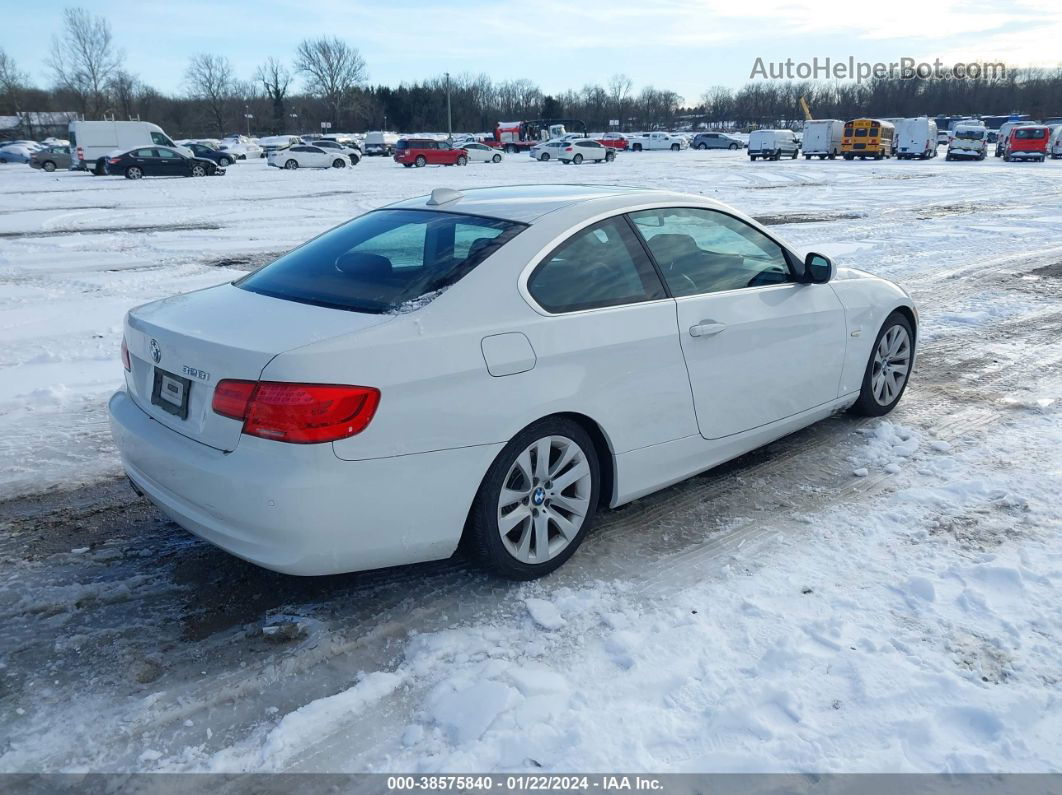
(384, 184), (704, 224)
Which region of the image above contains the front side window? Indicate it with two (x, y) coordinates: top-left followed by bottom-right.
(630, 208), (792, 296)
(157, 148), (180, 159)
(527, 217), (665, 313)
(238, 210), (525, 313)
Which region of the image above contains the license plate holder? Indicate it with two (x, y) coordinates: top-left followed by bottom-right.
(151, 368), (192, 420)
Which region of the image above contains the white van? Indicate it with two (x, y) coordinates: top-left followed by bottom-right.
(801, 119), (844, 159)
(748, 129), (800, 161)
(895, 117), (938, 159)
(946, 122), (988, 160)
(1049, 125), (1062, 159)
(69, 120), (190, 173)
(364, 131), (400, 156)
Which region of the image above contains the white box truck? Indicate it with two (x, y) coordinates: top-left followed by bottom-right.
(895, 117), (938, 160)
(801, 119), (844, 159)
(68, 120), (191, 174)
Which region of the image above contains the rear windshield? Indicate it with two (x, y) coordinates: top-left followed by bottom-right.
(1015, 128), (1046, 139)
(237, 209), (526, 313)
(955, 129), (985, 140)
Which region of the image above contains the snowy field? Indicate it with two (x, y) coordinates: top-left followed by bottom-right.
(1, 150), (1061, 773)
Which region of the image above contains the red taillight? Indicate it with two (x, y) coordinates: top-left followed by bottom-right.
(565, 147), (573, 152)
(212, 380), (380, 444)
(76, 146), (84, 161)
(108, 157), (121, 164)
(121, 337), (131, 371)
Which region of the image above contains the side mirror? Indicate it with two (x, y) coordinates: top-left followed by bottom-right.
(804, 252), (833, 284)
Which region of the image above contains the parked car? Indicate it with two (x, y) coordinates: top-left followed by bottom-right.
(304, 138), (362, 165)
(1003, 125), (1049, 162)
(529, 140), (569, 161)
(595, 133), (629, 150)
(364, 131), (400, 156)
(104, 147), (225, 179)
(629, 132), (689, 151)
(800, 120), (844, 160)
(258, 136), (304, 155)
(109, 184), (916, 579)
(748, 129), (800, 160)
(461, 142), (503, 163)
(945, 123), (988, 161)
(219, 135), (264, 160)
(267, 145), (352, 170)
(183, 143), (236, 167)
(994, 121), (1032, 157)
(69, 120), (190, 174)
(393, 138), (467, 167)
(895, 117), (938, 160)
(30, 144), (72, 172)
(691, 132), (744, 151)
(558, 139), (616, 164)
(0, 143), (36, 164)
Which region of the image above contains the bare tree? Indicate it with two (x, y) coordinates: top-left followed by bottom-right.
(48, 7), (123, 118)
(185, 53), (234, 136)
(109, 69), (140, 120)
(0, 48), (29, 114)
(607, 73), (633, 129)
(256, 57), (291, 133)
(295, 37), (366, 127)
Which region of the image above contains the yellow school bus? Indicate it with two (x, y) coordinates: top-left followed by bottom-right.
(842, 118), (895, 160)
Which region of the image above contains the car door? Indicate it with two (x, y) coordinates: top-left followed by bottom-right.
(135, 148), (165, 175)
(523, 215), (698, 451)
(304, 145), (329, 167)
(628, 207), (847, 440)
(155, 147), (186, 176)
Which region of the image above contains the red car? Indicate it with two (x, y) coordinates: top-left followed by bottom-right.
(1003, 125), (1049, 162)
(394, 138), (468, 167)
(596, 134), (629, 150)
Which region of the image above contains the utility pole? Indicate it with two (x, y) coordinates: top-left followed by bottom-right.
(445, 72), (452, 143)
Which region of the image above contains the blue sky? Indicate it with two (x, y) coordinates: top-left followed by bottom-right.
(6, 0), (1060, 104)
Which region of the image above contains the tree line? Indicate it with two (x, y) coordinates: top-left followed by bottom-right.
(1, 7), (1060, 139)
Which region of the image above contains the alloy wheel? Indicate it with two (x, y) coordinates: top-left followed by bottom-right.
(872, 325), (911, 406)
(496, 435), (593, 565)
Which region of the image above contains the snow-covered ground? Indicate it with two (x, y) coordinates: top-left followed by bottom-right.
(1, 151), (1061, 773)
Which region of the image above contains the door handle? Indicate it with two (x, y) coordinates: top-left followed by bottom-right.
(689, 322), (727, 338)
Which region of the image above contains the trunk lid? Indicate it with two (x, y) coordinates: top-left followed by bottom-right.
(124, 283), (391, 451)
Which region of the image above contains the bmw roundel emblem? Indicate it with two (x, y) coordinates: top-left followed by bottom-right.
(150, 339), (162, 364)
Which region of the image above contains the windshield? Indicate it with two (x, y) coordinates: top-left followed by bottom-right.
(237, 209), (526, 314)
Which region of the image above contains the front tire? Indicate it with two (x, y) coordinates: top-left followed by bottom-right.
(218, 156), (232, 167)
(466, 418), (600, 580)
(415, 155), (427, 167)
(492, 153), (502, 163)
(42, 161), (56, 172)
(849, 312), (914, 417)
(540, 152), (550, 161)
(332, 158), (346, 168)
(729, 143), (739, 150)
(456, 155), (468, 166)
(190, 164), (207, 177)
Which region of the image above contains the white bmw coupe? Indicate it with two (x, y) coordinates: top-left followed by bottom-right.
(110, 185), (916, 579)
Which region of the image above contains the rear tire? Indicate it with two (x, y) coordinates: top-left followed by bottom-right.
(125, 166), (142, 180)
(466, 417), (600, 580)
(415, 155), (427, 167)
(849, 312), (914, 417)
(573, 153), (583, 164)
(284, 159), (298, 170)
(697, 143), (708, 150)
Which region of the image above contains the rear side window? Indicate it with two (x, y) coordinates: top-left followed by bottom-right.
(527, 217), (665, 313)
(238, 210), (526, 314)
(395, 140), (410, 150)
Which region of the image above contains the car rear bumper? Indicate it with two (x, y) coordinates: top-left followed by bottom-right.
(108, 389), (503, 575)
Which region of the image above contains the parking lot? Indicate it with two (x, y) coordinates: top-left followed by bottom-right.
(2, 149), (1062, 772)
